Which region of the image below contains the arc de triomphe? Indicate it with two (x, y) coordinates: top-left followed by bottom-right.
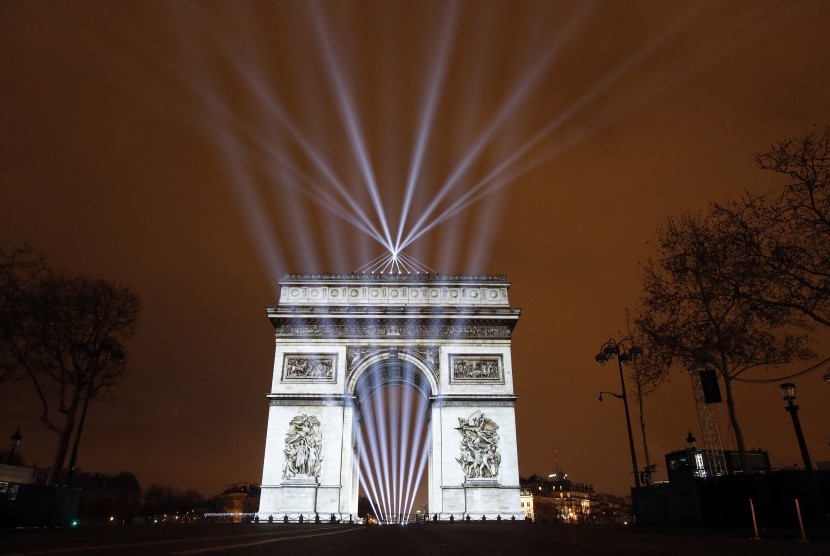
(257, 273), (522, 521)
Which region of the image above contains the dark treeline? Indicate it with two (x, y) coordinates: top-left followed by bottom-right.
(73, 470), (213, 522)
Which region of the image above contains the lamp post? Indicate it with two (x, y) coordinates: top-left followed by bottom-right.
(779, 382), (830, 525)
(779, 383), (812, 471)
(595, 338), (642, 489)
(8, 428), (22, 464)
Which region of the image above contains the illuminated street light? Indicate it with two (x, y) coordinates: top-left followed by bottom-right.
(8, 428), (22, 464)
(779, 382), (830, 524)
(595, 337), (642, 489)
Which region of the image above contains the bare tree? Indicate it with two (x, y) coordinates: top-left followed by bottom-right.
(0, 248), (141, 484)
(636, 212), (812, 472)
(0, 247), (48, 384)
(624, 314), (671, 480)
(715, 127), (830, 329)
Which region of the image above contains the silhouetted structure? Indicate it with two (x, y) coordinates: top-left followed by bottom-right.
(634, 445), (829, 528)
(76, 472), (141, 523)
(665, 448), (770, 481)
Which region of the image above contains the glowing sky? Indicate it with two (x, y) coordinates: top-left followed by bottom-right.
(2, 0), (830, 499)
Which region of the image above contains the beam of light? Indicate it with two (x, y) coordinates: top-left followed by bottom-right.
(37, 1), (780, 281)
(171, 40), (318, 273)
(169, 5), (389, 257)
(180, 73), (389, 253)
(401, 386), (430, 521)
(307, 1), (395, 253)
(397, 1), (709, 255)
(357, 379), (392, 521)
(398, 252), (436, 274)
(369, 379), (394, 522)
(361, 379), (394, 522)
(357, 464), (384, 523)
(354, 252), (393, 274)
(356, 421), (388, 523)
(258, 154), (391, 248)
(357, 378), (432, 524)
(185, 0), (722, 274)
(181, 4), (393, 255)
(398, 1), (595, 252)
(321, 214), (355, 275)
(404, 427), (432, 521)
(357, 385), (383, 518)
(397, 380), (413, 523)
(204, 128), (287, 290)
(434, 204), (466, 274)
(112, 16), (356, 281)
(462, 189), (510, 273)
(394, 0), (460, 253)
(390, 386), (401, 522)
(357, 391), (387, 523)
(354, 252), (436, 275)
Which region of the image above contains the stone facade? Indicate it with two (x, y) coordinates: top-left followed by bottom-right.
(258, 274), (523, 522)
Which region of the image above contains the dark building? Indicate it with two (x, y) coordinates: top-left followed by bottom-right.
(635, 446), (830, 529)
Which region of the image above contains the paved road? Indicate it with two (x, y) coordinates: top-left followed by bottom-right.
(2, 523), (828, 556)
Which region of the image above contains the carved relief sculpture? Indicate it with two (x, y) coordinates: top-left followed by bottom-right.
(282, 354), (336, 381)
(282, 414), (323, 479)
(450, 355), (503, 383)
(456, 411), (501, 479)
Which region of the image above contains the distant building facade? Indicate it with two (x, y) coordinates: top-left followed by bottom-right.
(219, 483), (260, 522)
(520, 472), (630, 524)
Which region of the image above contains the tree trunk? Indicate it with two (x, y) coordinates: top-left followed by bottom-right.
(635, 370), (651, 470)
(45, 410), (77, 485)
(722, 375), (749, 473)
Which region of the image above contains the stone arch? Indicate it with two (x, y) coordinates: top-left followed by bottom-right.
(257, 274), (522, 523)
(346, 348), (438, 400)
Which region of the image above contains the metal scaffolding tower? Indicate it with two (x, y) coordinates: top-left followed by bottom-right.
(689, 370), (727, 477)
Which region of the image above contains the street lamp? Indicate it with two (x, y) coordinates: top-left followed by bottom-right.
(779, 382), (830, 525)
(779, 382), (813, 471)
(8, 428), (22, 464)
(595, 338), (642, 489)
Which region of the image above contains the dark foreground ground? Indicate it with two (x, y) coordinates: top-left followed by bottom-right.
(2, 523), (829, 556)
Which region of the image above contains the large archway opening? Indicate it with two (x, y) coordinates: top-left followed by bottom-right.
(352, 356), (434, 524)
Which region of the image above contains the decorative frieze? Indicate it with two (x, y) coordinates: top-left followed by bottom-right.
(279, 283), (510, 308)
(449, 355), (504, 384)
(281, 354), (337, 382)
(456, 411), (501, 480)
(282, 414), (323, 480)
(274, 323), (513, 339)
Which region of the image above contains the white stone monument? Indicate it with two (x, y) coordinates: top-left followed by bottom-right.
(257, 274), (522, 521)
